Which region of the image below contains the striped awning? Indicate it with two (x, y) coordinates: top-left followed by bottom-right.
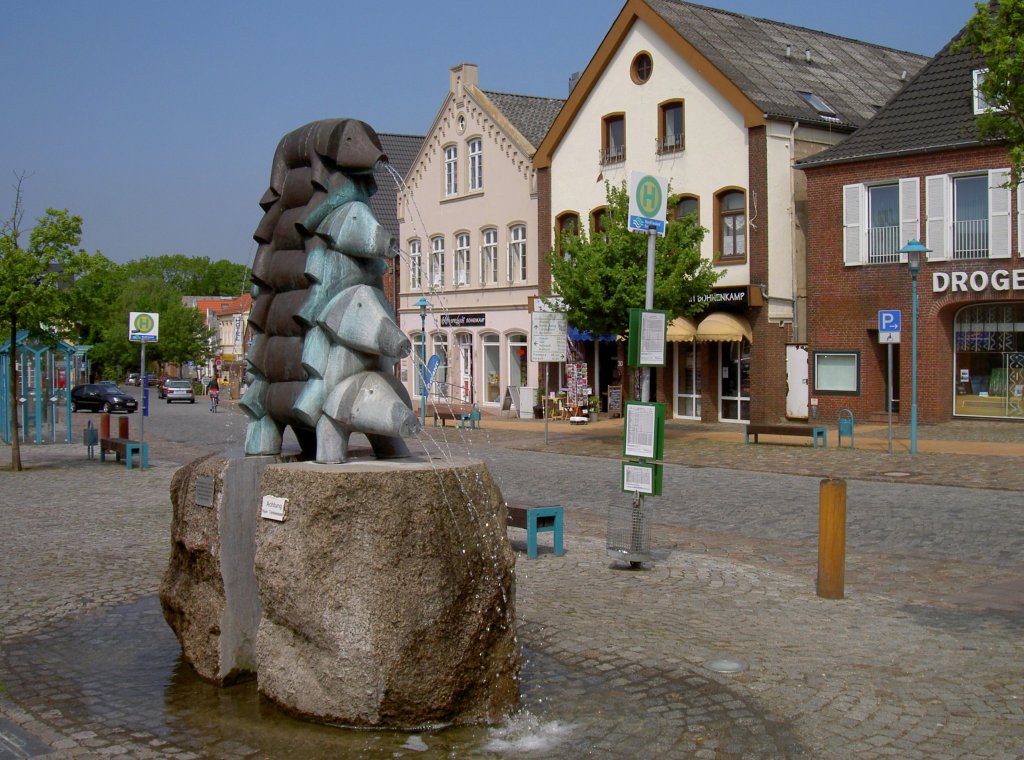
(695, 313), (753, 343)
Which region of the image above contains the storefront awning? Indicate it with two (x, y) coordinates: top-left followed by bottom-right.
(665, 317), (698, 342)
(696, 313), (752, 343)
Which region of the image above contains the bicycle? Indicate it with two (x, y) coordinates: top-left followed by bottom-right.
(209, 390), (220, 413)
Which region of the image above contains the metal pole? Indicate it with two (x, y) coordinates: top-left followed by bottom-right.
(140, 341), (146, 458)
(420, 311), (427, 428)
(887, 342), (893, 454)
(910, 272), (918, 455)
(544, 368), (549, 445)
(641, 226), (657, 404)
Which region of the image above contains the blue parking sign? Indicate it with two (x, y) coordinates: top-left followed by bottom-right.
(878, 310), (901, 333)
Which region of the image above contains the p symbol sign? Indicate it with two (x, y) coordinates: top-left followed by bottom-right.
(878, 310), (901, 333)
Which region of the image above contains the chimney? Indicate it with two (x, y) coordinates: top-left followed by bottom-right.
(805, 48), (812, 63)
(449, 63), (479, 96)
(568, 71), (581, 94)
(785, 44), (792, 58)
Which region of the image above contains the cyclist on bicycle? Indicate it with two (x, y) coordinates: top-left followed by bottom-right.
(208, 379), (220, 412)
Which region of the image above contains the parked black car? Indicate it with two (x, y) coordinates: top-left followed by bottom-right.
(70, 384), (138, 414)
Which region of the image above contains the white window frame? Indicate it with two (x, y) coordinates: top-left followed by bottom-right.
(444, 145), (458, 196)
(430, 236), (445, 288)
(508, 224), (527, 283)
(843, 178), (919, 266)
(455, 232), (471, 286)
(813, 351), (860, 394)
(481, 228), (498, 284)
(972, 68), (1006, 115)
(925, 169), (1011, 261)
(468, 138), (483, 191)
(409, 238), (422, 290)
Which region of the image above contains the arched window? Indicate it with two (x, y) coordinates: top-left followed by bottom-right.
(408, 238), (422, 289)
(673, 195), (699, 223)
(444, 145), (458, 196)
(555, 213), (580, 257)
(715, 190), (746, 261)
(468, 138), (483, 191)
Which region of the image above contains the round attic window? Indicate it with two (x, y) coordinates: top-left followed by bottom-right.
(631, 52), (653, 84)
(457, 115), (466, 134)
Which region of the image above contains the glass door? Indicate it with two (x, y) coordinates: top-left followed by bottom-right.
(673, 341), (700, 419)
(719, 340), (750, 423)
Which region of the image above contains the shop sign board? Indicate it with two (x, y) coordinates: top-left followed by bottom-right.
(440, 313), (485, 327)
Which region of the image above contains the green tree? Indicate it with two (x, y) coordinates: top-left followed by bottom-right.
(1, 174), (99, 470)
(546, 181), (719, 338)
(121, 254), (248, 296)
(956, 0), (1024, 186)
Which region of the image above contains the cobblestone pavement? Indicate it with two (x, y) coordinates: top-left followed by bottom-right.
(1, 415), (1022, 758)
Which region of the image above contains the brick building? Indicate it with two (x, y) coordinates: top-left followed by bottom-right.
(799, 24), (1023, 424)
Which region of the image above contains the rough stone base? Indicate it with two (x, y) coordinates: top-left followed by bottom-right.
(254, 456), (520, 728)
(160, 449), (300, 684)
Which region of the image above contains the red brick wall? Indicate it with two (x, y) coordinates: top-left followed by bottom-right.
(537, 167), (553, 297)
(803, 144), (1019, 424)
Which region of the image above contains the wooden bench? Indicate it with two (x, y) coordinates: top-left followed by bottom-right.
(432, 405), (481, 429)
(744, 424), (827, 448)
(506, 503), (564, 559)
(99, 437), (149, 469)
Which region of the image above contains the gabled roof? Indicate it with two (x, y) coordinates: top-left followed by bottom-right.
(372, 133), (424, 245)
(482, 91), (565, 149)
(536, 0), (928, 167)
(796, 28), (994, 168)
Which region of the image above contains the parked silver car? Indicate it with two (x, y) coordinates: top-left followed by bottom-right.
(164, 379), (195, 404)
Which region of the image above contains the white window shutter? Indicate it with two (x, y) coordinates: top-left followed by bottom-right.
(506, 242), (513, 282)
(899, 177), (920, 252)
(925, 175), (948, 260)
(989, 168), (1011, 259)
(1018, 181), (1023, 256)
(842, 184), (863, 266)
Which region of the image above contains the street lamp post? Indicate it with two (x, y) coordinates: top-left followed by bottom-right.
(416, 297), (430, 427)
(900, 240), (929, 455)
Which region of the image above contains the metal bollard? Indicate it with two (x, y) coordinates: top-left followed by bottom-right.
(816, 478), (846, 599)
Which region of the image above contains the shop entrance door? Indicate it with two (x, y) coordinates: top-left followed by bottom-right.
(458, 334), (473, 404)
(719, 340), (750, 423)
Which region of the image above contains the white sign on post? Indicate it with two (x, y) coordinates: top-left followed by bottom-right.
(530, 312), (568, 363)
(628, 171), (668, 236)
(129, 312), (159, 343)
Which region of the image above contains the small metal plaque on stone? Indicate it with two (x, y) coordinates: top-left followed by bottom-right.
(194, 476), (215, 508)
(261, 495), (288, 522)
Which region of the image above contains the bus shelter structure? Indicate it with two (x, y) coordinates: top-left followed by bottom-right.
(0, 331), (90, 445)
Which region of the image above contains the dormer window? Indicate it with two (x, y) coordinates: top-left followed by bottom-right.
(798, 91), (839, 120)
(972, 68), (1003, 115)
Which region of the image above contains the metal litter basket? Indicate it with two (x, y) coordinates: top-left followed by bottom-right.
(607, 497), (654, 566)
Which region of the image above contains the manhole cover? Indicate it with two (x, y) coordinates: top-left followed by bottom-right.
(883, 471), (911, 477)
(703, 657), (747, 674)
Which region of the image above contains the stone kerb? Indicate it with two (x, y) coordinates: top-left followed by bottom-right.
(253, 456), (520, 728)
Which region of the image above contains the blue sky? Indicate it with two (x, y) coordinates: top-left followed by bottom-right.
(1, 1), (975, 268)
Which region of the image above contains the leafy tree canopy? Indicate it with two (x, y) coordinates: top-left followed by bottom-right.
(956, 0), (1024, 185)
(546, 181), (720, 338)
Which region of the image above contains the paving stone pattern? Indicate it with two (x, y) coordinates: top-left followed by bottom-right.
(1, 416), (1022, 758)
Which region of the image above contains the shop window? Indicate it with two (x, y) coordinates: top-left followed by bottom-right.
(715, 190), (746, 262)
(481, 227), (498, 284)
(601, 114), (625, 165)
(658, 100), (684, 153)
(483, 333), (501, 403)
(508, 332), (528, 387)
(954, 303), (1024, 419)
(813, 351), (860, 394)
(431, 333), (449, 400)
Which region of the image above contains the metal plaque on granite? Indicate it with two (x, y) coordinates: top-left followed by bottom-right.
(261, 495), (288, 522)
(194, 476), (215, 508)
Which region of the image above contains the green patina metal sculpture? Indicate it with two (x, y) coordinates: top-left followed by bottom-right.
(241, 119), (419, 462)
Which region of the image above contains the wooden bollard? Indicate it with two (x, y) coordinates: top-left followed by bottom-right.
(816, 478), (847, 599)
(118, 415), (129, 439)
(100, 413), (111, 440)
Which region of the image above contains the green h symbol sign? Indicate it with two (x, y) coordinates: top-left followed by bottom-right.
(636, 176), (662, 217)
